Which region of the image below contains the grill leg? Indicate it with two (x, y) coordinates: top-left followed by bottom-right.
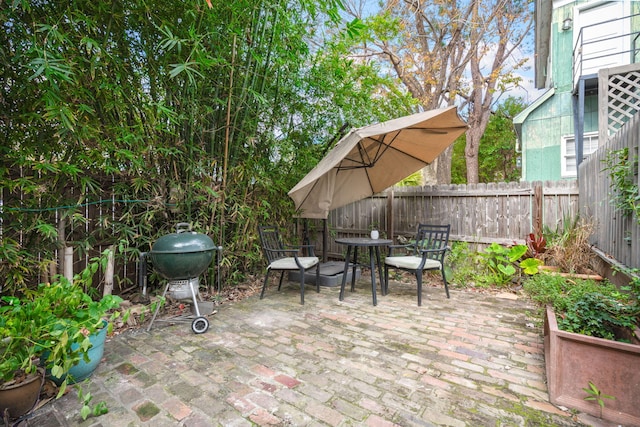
(189, 279), (201, 317)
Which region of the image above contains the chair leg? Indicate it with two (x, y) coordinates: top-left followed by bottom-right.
(416, 272), (422, 306)
(315, 265), (320, 294)
(277, 271), (285, 290)
(441, 267), (450, 298)
(260, 270), (272, 299)
(299, 267), (305, 305)
(383, 265), (389, 295)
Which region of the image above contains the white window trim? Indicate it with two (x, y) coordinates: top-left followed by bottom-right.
(561, 131), (599, 178)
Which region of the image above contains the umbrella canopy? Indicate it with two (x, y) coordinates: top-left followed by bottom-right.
(288, 106), (468, 219)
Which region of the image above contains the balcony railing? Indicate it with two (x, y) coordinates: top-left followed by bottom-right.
(572, 12), (640, 87)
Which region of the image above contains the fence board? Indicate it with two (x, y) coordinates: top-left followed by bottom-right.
(315, 180), (581, 259)
(580, 112), (639, 270)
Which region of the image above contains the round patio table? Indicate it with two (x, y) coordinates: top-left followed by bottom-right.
(335, 237), (392, 306)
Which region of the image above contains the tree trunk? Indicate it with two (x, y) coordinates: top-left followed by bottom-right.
(465, 127), (481, 184)
(436, 145), (453, 184)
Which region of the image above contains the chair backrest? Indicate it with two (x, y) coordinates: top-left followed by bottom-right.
(413, 224), (451, 261)
(258, 225), (287, 263)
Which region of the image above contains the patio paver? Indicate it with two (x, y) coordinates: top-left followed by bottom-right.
(25, 277), (613, 426)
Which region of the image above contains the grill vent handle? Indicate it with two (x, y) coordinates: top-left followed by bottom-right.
(176, 222), (192, 233)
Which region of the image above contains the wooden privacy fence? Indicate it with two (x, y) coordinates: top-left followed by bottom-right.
(302, 180), (579, 261)
(579, 112), (639, 271)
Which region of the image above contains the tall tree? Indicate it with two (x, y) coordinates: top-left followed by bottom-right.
(343, 0), (532, 184)
(452, 96), (526, 183)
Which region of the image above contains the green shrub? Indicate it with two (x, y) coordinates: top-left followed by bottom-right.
(523, 273), (639, 342)
(447, 242), (483, 288)
(559, 293), (639, 341)
(478, 243), (528, 287)
(523, 273), (626, 312)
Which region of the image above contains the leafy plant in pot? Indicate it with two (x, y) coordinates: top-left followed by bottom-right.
(39, 275), (124, 388)
(0, 299), (48, 420)
(0, 251), (124, 420)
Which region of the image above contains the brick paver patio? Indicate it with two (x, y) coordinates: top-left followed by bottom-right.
(26, 276), (608, 426)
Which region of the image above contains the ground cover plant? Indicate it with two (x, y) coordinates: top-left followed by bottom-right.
(523, 273), (639, 342)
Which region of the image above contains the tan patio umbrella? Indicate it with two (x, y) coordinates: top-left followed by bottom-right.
(288, 106), (468, 219)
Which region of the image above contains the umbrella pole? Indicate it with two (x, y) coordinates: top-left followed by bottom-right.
(302, 219), (310, 254)
(323, 219), (328, 263)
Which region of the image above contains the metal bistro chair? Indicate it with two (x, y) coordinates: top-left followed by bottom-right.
(258, 225), (320, 304)
(383, 224), (451, 306)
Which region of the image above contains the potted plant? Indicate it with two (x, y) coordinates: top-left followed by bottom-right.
(0, 297), (48, 419)
(0, 251), (124, 420)
(40, 273), (124, 387)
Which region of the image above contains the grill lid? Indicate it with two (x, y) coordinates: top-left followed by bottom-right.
(149, 223), (216, 280)
(151, 223), (215, 254)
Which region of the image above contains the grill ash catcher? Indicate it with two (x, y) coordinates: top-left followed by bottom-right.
(140, 223), (222, 334)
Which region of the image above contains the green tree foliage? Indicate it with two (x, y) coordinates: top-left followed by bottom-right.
(339, 0), (533, 184)
(0, 0), (414, 292)
(452, 97), (525, 184)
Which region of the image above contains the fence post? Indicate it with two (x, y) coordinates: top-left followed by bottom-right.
(533, 182), (543, 236)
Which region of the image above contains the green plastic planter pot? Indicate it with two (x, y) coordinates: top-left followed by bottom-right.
(149, 223), (215, 280)
(48, 320), (109, 386)
(66, 322), (108, 384)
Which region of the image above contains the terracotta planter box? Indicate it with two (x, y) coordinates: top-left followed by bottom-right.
(544, 306), (640, 425)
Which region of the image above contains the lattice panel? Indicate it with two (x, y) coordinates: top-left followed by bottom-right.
(607, 70), (640, 136)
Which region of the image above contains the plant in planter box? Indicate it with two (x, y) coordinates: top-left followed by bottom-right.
(524, 270), (640, 341)
(559, 292), (639, 341)
(523, 273), (640, 424)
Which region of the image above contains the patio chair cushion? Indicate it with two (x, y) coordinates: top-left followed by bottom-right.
(269, 257), (319, 270)
(384, 256), (441, 270)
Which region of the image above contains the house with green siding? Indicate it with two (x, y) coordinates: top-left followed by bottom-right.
(515, 0), (640, 182)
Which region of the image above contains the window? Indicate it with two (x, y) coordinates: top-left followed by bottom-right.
(561, 132), (599, 177)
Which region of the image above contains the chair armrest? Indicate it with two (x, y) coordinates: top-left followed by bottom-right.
(417, 247), (446, 254)
(264, 247), (301, 257)
(417, 247), (448, 261)
(285, 244), (316, 257)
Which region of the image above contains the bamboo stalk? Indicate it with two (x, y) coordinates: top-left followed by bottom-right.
(103, 246), (115, 296)
(64, 247), (74, 283)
